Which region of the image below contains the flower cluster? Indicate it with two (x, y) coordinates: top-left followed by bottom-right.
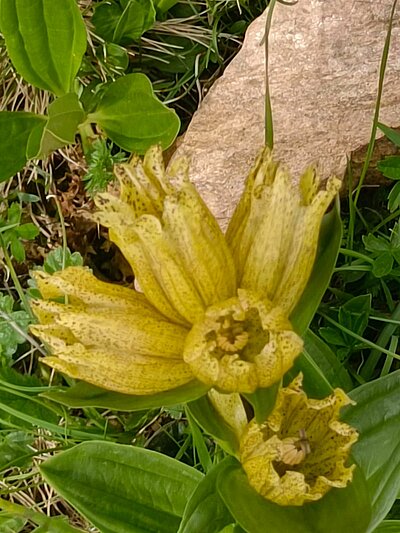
(31, 146), (340, 395)
(30, 145), (357, 506)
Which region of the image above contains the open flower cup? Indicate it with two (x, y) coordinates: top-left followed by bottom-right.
(31, 146), (341, 397)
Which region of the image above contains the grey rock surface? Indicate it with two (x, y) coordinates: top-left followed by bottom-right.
(173, 0), (400, 228)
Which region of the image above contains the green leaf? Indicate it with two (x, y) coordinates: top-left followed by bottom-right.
(378, 122), (400, 147)
(0, 431), (34, 469)
(377, 156), (400, 180)
(40, 441), (203, 533)
(34, 93), (86, 158)
(339, 294), (371, 342)
(364, 234), (390, 253)
(217, 459), (371, 533)
(319, 326), (347, 346)
(41, 379), (209, 411)
(16, 223), (39, 240)
(93, 0), (155, 45)
(343, 370), (400, 531)
(153, 0), (180, 14)
(0, 295), (31, 360)
(10, 238), (25, 262)
(0, 0), (87, 95)
(388, 181), (400, 212)
(372, 253), (393, 278)
(291, 200), (342, 335)
(42, 247), (84, 274)
(0, 499), (86, 532)
(284, 328), (353, 399)
(0, 112), (46, 181)
(0, 367), (59, 429)
(187, 395), (239, 456)
(374, 521), (400, 532)
(0, 513), (26, 532)
(90, 73), (180, 153)
(178, 459), (234, 533)
(301, 329), (353, 392)
(243, 382), (280, 424)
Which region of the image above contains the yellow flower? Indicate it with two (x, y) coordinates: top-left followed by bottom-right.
(227, 148), (341, 314)
(240, 375), (358, 506)
(30, 146), (339, 395)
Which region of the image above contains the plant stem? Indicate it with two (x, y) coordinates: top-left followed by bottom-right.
(0, 235), (33, 319)
(349, 0), (398, 239)
(361, 298), (400, 379)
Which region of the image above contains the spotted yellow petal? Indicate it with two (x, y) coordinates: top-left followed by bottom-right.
(208, 389), (248, 440)
(227, 148), (341, 314)
(163, 179), (236, 305)
(32, 267), (156, 314)
(41, 343), (193, 395)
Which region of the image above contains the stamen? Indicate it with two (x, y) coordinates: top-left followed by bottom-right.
(217, 331), (249, 352)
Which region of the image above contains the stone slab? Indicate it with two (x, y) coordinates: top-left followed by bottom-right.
(173, 0), (400, 228)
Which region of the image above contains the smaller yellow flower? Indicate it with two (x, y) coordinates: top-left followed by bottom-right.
(240, 375), (358, 506)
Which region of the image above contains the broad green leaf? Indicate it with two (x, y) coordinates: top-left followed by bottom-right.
(187, 395), (239, 456)
(243, 382), (280, 424)
(34, 93), (86, 158)
(179, 459), (234, 533)
(0, 0), (87, 95)
(343, 370), (400, 531)
(93, 0), (155, 45)
(217, 459), (371, 533)
(40, 441), (203, 533)
(154, 0), (180, 13)
(0, 513), (26, 532)
(291, 200), (342, 335)
(90, 73), (180, 153)
(378, 122), (400, 147)
(374, 521), (400, 532)
(41, 379), (209, 411)
(377, 156), (400, 180)
(0, 112), (46, 181)
(115, 0), (155, 43)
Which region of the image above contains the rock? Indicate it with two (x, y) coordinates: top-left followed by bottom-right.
(173, 0), (400, 228)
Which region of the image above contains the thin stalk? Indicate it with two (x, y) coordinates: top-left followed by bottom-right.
(350, 0), (398, 227)
(339, 248), (374, 263)
(361, 298), (400, 379)
(319, 312), (400, 361)
(51, 187), (68, 271)
(264, 0), (277, 148)
(0, 235), (33, 319)
(380, 335), (398, 377)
